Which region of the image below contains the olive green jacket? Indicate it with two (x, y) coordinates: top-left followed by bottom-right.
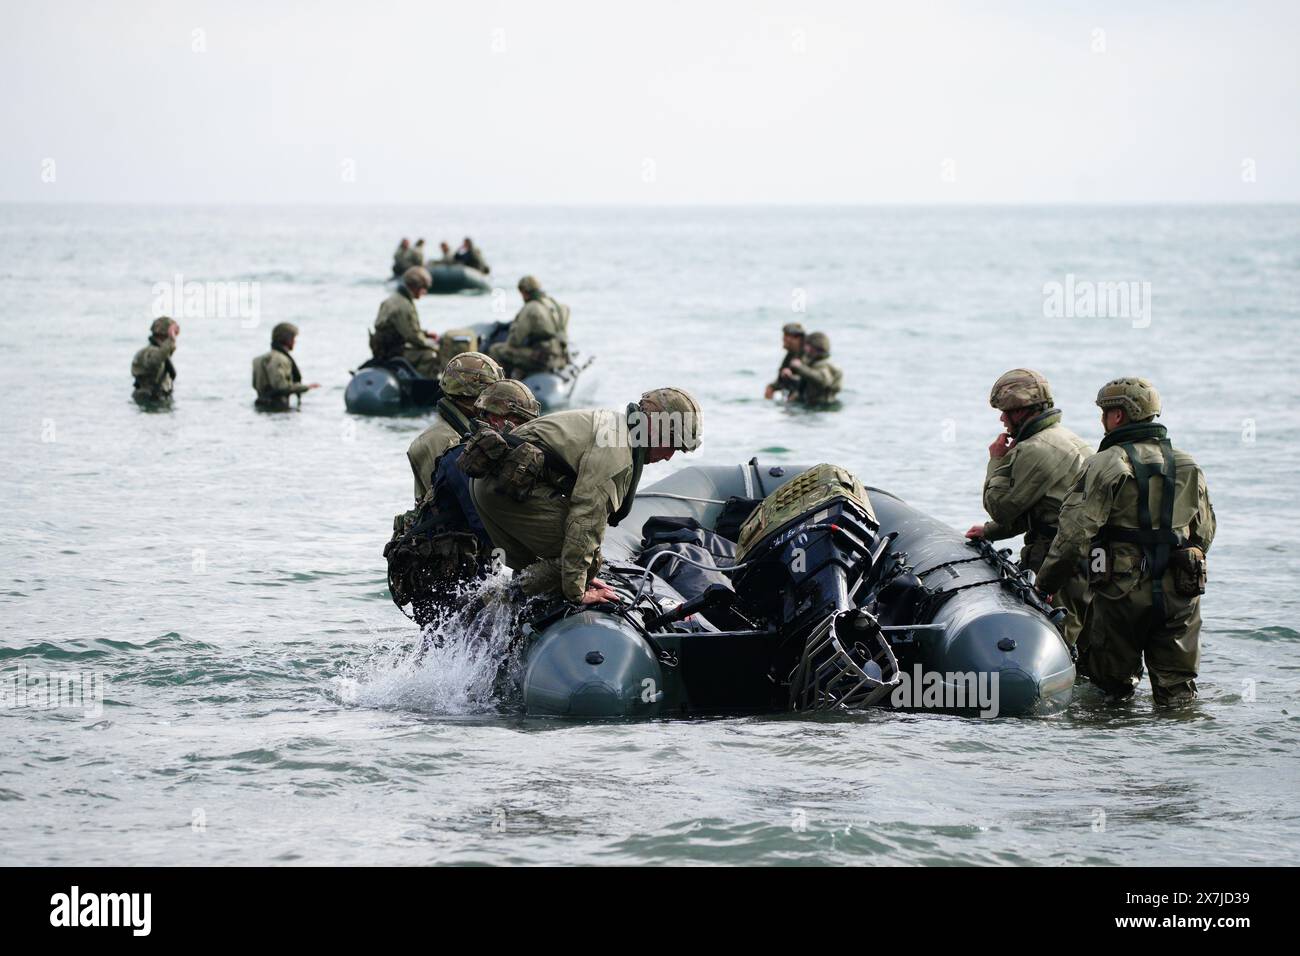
(251, 347), (309, 410)
(770, 349), (801, 392)
(1037, 431), (1216, 595)
(791, 356), (842, 406)
(407, 401), (475, 502)
(375, 286), (434, 354)
(131, 337), (176, 401)
(456, 245), (489, 274)
(981, 412), (1092, 568)
(503, 295), (570, 370)
(512, 408), (637, 601)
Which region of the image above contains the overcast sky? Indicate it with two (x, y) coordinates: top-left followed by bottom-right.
(3, 0), (1297, 203)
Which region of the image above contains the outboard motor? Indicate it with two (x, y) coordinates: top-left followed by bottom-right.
(730, 464), (901, 710)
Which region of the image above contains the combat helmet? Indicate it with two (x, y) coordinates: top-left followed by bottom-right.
(782, 322), (806, 337)
(806, 331), (831, 356)
(150, 316), (177, 339)
(475, 379), (540, 422)
(1095, 377), (1161, 421)
(989, 368), (1053, 411)
(440, 351), (502, 398)
(271, 322), (298, 345)
(403, 265), (432, 291)
(518, 275), (542, 296)
(639, 387), (703, 451)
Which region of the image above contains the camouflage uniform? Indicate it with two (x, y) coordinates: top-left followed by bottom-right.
(405, 352), (501, 501)
(386, 380), (539, 624)
(1038, 379), (1216, 705)
(488, 277), (570, 376)
(454, 241), (489, 274)
(252, 322), (311, 411)
(373, 274), (439, 378)
(470, 389), (701, 602)
(788, 332), (842, 406)
(980, 370), (1093, 648)
(131, 317), (178, 405)
(768, 322), (805, 397)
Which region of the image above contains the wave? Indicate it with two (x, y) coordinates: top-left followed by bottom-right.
(333, 576), (525, 716)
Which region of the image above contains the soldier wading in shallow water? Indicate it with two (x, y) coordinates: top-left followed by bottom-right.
(251, 322), (320, 411)
(966, 368), (1093, 651)
(131, 316), (179, 406)
(1036, 378), (1216, 705)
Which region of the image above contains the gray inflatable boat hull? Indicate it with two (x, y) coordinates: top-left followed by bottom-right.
(520, 463), (1074, 719)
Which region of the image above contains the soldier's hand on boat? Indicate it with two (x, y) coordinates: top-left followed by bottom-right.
(580, 580), (620, 605)
(965, 524), (986, 540)
(764, 385), (776, 399)
(307, 382), (321, 389)
(989, 433), (1013, 458)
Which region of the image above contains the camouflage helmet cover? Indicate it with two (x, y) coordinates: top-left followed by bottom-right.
(150, 316), (177, 338)
(1095, 377), (1161, 421)
(782, 322), (805, 337)
(271, 322), (298, 345)
(639, 386), (703, 451)
(475, 379), (540, 421)
(403, 265), (432, 291)
(990, 368), (1053, 411)
(518, 275), (542, 295)
(440, 351), (502, 397)
(805, 331), (830, 355)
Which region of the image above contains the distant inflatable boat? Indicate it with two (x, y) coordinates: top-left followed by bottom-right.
(387, 264), (490, 294)
(344, 321), (595, 416)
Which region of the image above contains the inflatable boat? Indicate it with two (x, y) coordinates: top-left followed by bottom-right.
(345, 321), (594, 416)
(426, 264), (491, 295)
(513, 462), (1074, 719)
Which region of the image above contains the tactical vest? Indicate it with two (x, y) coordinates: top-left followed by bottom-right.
(370, 325), (405, 361)
(371, 289), (415, 359)
(459, 426), (578, 500)
(251, 346), (301, 408)
(458, 406), (644, 525)
(384, 446), (486, 616)
(518, 296), (569, 369)
(131, 342), (176, 398)
(1094, 437), (1183, 618)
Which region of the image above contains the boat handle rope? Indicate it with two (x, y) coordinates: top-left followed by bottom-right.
(634, 492), (729, 505)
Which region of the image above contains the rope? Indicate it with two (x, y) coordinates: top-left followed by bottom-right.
(634, 492), (729, 505)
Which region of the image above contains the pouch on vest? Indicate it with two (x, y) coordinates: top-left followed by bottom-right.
(1171, 546), (1207, 597)
(1087, 540), (1116, 584)
(497, 443), (547, 502)
(458, 427), (512, 479)
(384, 499), (482, 612)
(370, 325), (405, 360)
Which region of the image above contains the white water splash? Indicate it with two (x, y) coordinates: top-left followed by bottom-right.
(336, 578), (525, 716)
